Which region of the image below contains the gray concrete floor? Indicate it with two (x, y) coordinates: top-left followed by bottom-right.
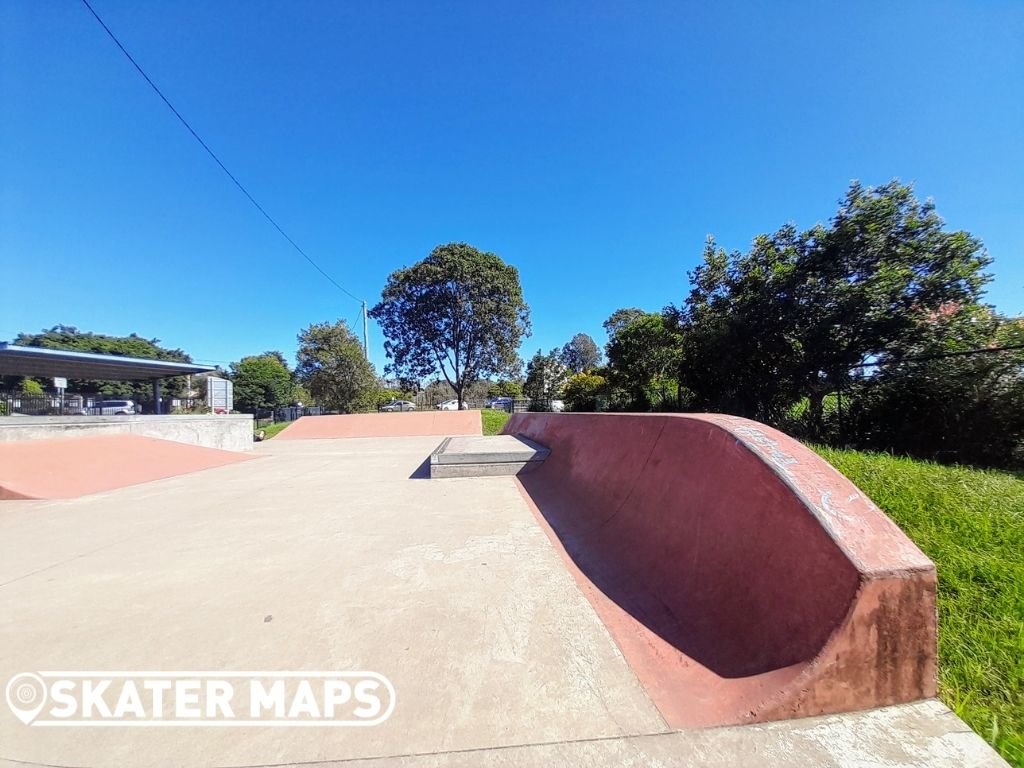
(0, 436), (1008, 767)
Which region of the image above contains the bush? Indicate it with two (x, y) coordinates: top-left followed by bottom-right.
(563, 373), (606, 412)
(487, 380), (523, 399)
(844, 352), (1024, 469)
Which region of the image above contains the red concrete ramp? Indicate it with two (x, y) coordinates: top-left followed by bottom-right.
(0, 434), (253, 500)
(277, 411), (482, 439)
(505, 412), (937, 729)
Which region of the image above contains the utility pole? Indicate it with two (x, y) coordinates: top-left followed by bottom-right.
(362, 301), (369, 359)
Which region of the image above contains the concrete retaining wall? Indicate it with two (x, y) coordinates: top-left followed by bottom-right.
(505, 412), (937, 728)
(0, 414), (254, 452)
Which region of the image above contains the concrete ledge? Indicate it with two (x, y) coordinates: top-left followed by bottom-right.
(430, 435), (549, 478)
(0, 414), (254, 452)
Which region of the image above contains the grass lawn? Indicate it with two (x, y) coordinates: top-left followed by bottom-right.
(254, 421), (292, 440)
(481, 408), (510, 436)
(814, 446), (1024, 766)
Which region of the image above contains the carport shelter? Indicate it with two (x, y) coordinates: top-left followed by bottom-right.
(0, 343), (215, 414)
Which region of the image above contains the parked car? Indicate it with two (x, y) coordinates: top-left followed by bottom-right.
(551, 399), (565, 412)
(487, 397), (513, 410)
(92, 399), (137, 415)
(436, 399), (469, 411)
(379, 399), (416, 412)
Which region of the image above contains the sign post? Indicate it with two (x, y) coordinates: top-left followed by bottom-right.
(206, 377), (233, 414)
(53, 377), (67, 415)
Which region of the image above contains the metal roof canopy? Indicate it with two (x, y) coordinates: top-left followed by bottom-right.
(0, 343), (216, 381)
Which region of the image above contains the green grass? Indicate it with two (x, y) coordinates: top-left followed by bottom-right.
(254, 421), (292, 440)
(481, 408), (510, 436)
(813, 446), (1024, 766)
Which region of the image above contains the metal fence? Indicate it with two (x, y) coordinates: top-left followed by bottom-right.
(253, 405), (324, 428)
(0, 391), (145, 416)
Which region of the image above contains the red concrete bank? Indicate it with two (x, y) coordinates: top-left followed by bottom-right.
(0, 434), (253, 500)
(277, 411), (482, 439)
(505, 412), (937, 728)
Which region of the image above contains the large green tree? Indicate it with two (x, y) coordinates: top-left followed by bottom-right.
(671, 181), (992, 424)
(295, 320), (377, 413)
(523, 349), (569, 406)
(602, 308), (646, 352)
(229, 352), (293, 413)
(9, 325), (192, 401)
(370, 242), (531, 407)
(605, 312), (683, 409)
(560, 333), (602, 374)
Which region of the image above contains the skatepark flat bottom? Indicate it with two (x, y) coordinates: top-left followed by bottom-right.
(0, 435), (1007, 767)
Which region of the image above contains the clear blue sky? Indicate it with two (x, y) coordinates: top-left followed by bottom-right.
(1, 1), (1021, 373)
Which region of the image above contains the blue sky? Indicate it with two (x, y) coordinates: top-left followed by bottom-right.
(1, 1), (1021, 374)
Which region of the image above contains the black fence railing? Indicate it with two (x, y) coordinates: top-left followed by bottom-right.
(252, 406), (324, 428)
(0, 391), (149, 416)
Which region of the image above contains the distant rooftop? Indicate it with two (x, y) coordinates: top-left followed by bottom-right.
(0, 342), (215, 380)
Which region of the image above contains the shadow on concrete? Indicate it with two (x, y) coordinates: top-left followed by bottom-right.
(409, 457), (431, 479)
(516, 468), (853, 681)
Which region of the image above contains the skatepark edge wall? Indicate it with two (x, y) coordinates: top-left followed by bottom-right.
(0, 414), (254, 452)
(504, 412), (937, 728)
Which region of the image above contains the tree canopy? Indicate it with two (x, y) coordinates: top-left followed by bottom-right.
(370, 242), (530, 406)
(295, 320), (377, 413)
(560, 333), (602, 374)
(605, 312), (682, 408)
(602, 308), (646, 351)
(229, 352), (293, 413)
(523, 349), (568, 405)
(670, 180), (992, 423)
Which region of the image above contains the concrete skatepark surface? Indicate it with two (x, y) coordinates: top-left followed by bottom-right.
(277, 411), (481, 439)
(0, 433), (253, 499)
(0, 413), (1007, 766)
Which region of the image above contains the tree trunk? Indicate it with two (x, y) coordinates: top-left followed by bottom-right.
(808, 391), (825, 436)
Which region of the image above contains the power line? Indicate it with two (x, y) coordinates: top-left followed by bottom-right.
(78, 0), (363, 305)
(849, 344), (1024, 369)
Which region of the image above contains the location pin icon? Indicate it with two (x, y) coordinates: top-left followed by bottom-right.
(6, 673), (47, 725)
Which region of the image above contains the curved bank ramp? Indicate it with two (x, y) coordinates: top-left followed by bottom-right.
(505, 412), (937, 729)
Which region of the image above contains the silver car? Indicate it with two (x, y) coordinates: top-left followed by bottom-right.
(93, 399), (137, 415)
(379, 399), (416, 412)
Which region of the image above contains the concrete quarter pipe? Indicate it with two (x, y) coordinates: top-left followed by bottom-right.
(504, 412), (937, 729)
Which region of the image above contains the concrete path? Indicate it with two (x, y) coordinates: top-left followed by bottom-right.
(0, 435), (1008, 767)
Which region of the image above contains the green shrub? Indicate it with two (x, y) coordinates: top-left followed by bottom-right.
(563, 373), (606, 412)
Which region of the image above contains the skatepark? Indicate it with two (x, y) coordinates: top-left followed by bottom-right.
(0, 410), (1008, 767)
